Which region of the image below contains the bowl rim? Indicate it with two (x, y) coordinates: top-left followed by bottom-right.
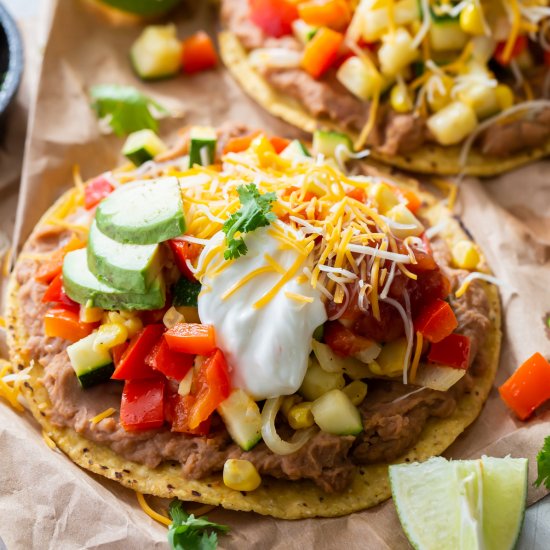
(0, 2), (23, 115)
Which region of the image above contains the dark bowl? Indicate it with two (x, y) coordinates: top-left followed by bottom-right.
(0, 2), (23, 117)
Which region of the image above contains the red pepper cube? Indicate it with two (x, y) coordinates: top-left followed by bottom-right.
(84, 176), (114, 210)
(120, 378), (165, 432)
(427, 333), (471, 370)
(164, 323), (216, 356)
(249, 0), (299, 38)
(301, 27), (344, 79)
(168, 239), (202, 280)
(499, 353), (550, 421)
(146, 337), (194, 382)
(111, 324), (165, 380)
(44, 307), (97, 342)
(181, 31), (218, 74)
(414, 299), (458, 343)
(168, 393), (211, 435)
(42, 273), (80, 312)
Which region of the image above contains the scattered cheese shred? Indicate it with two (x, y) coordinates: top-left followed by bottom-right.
(455, 272), (508, 298)
(409, 331), (424, 383)
(42, 430), (57, 450)
(90, 407), (117, 425)
(502, 0), (521, 64)
(284, 291), (314, 304)
(136, 492), (172, 527)
(222, 266), (275, 300)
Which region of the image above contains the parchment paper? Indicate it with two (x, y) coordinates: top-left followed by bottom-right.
(1, 0), (549, 548)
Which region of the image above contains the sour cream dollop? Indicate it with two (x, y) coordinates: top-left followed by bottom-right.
(198, 227), (327, 400)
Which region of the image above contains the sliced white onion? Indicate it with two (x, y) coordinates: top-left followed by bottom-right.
(380, 215), (418, 231)
(390, 386), (427, 404)
(248, 48), (303, 70)
(413, 364), (466, 391)
(163, 306), (185, 329)
(261, 397), (317, 455)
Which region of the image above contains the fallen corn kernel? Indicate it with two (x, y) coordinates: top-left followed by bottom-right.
(223, 459), (262, 492)
(459, 2), (485, 35)
(451, 240), (480, 270)
(342, 380), (368, 406)
(93, 323), (128, 352)
(287, 402), (315, 429)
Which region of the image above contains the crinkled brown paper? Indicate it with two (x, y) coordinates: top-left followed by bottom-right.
(1, 0), (549, 548)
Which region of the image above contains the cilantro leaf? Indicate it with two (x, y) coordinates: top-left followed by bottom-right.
(168, 499), (229, 550)
(172, 278), (202, 307)
(222, 183), (276, 260)
(90, 84), (168, 136)
(535, 435), (550, 489)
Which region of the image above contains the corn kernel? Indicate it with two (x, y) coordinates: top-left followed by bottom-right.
(427, 101), (478, 146)
(426, 75), (454, 113)
(281, 395), (302, 417)
(495, 84), (514, 111)
(451, 240), (480, 270)
(124, 316), (143, 338)
(93, 323), (128, 353)
(342, 380), (368, 406)
(250, 135), (276, 167)
(288, 402), (315, 429)
(385, 203), (425, 238)
(459, 2), (485, 35)
(80, 303), (104, 323)
(369, 182), (399, 214)
(223, 459), (262, 492)
(390, 84), (413, 113)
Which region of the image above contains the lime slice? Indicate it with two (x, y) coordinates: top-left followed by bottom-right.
(389, 456), (527, 550)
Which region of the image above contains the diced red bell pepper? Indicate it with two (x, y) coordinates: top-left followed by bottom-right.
(301, 27), (344, 79)
(182, 31), (218, 74)
(249, 0), (299, 38)
(164, 323), (216, 356)
(120, 378), (165, 432)
(545, 51), (550, 67)
(414, 299), (458, 344)
(499, 353), (550, 420)
(167, 393), (211, 435)
(393, 187), (422, 214)
(188, 349), (231, 430)
(41, 273), (80, 312)
(111, 324), (165, 380)
(222, 131), (262, 155)
(428, 333), (471, 370)
(324, 321), (377, 357)
(44, 307), (97, 342)
(298, 0), (351, 31)
(168, 239), (202, 281)
(35, 235), (86, 285)
(146, 337), (194, 382)
(269, 136), (291, 154)
(112, 341), (129, 369)
(494, 35), (528, 65)
(84, 176), (114, 210)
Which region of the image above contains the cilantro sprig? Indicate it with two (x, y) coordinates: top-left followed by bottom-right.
(168, 499), (229, 550)
(535, 436), (550, 489)
(222, 183), (276, 260)
(90, 84), (168, 136)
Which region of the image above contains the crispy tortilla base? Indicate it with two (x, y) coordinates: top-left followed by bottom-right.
(219, 31), (550, 178)
(7, 183), (501, 519)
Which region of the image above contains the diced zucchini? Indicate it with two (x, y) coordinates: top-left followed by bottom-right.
(311, 389), (363, 435)
(336, 56), (384, 101)
(299, 357), (345, 401)
(427, 101), (478, 145)
(122, 129), (167, 166)
(130, 24), (182, 80)
(370, 338), (408, 378)
(312, 130), (352, 159)
(279, 139), (312, 161)
(218, 389), (262, 451)
(429, 20), (468, 51)
(189, 126), (217, 167)
(66, 332), (114, 389)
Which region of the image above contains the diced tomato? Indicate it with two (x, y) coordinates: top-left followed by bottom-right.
(414, 299), (458, 343)
(164, 323), (216, 355)
(188, 349), (231, 429)
(301, 27), (344, 79)
(112, 341), (129, 368)
(346, 187), (366, 202)
(168, 239), (202, 281)
(44, 307), (97, 342)
(393, 187), (422, 214)
(499, 353), (550, 420)
(494, 35), (528, 65)
(41, 273), (80, 312)
(146, 337), (194, 382)
(84, 176), (114, 210)
(545, 51), (550, 67)
(182, 31), (218, 74)
(167, 393), (211, 435)
(269, 136), (291, 154)
(222, 131), (262, 155)
(428, 333), (471, 370)
(249, 0), (299, 37)
(111, 324), (165, 380)
(324, 322), (378, 357)
(298, 0), (351, 31)
(120, 378), (165, 432)
(35, 235), (85, 285)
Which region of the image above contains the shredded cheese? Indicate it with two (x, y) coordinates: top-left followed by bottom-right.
(455, 272), (509, 298)
(136, 492), (172, 527)
(90, 407), (117, 425)
(42, 430), (57, 450)
(285, 291), (314, 304)
(409, 331), (423, 383)
(501, 0), (521, 64)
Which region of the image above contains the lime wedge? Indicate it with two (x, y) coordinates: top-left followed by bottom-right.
(389, 456), (527, 550)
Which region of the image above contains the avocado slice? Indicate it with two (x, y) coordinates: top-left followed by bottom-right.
(63, 249), (165, 310)
(95, 177), (185, 245)
(87, 220), (162, 293)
